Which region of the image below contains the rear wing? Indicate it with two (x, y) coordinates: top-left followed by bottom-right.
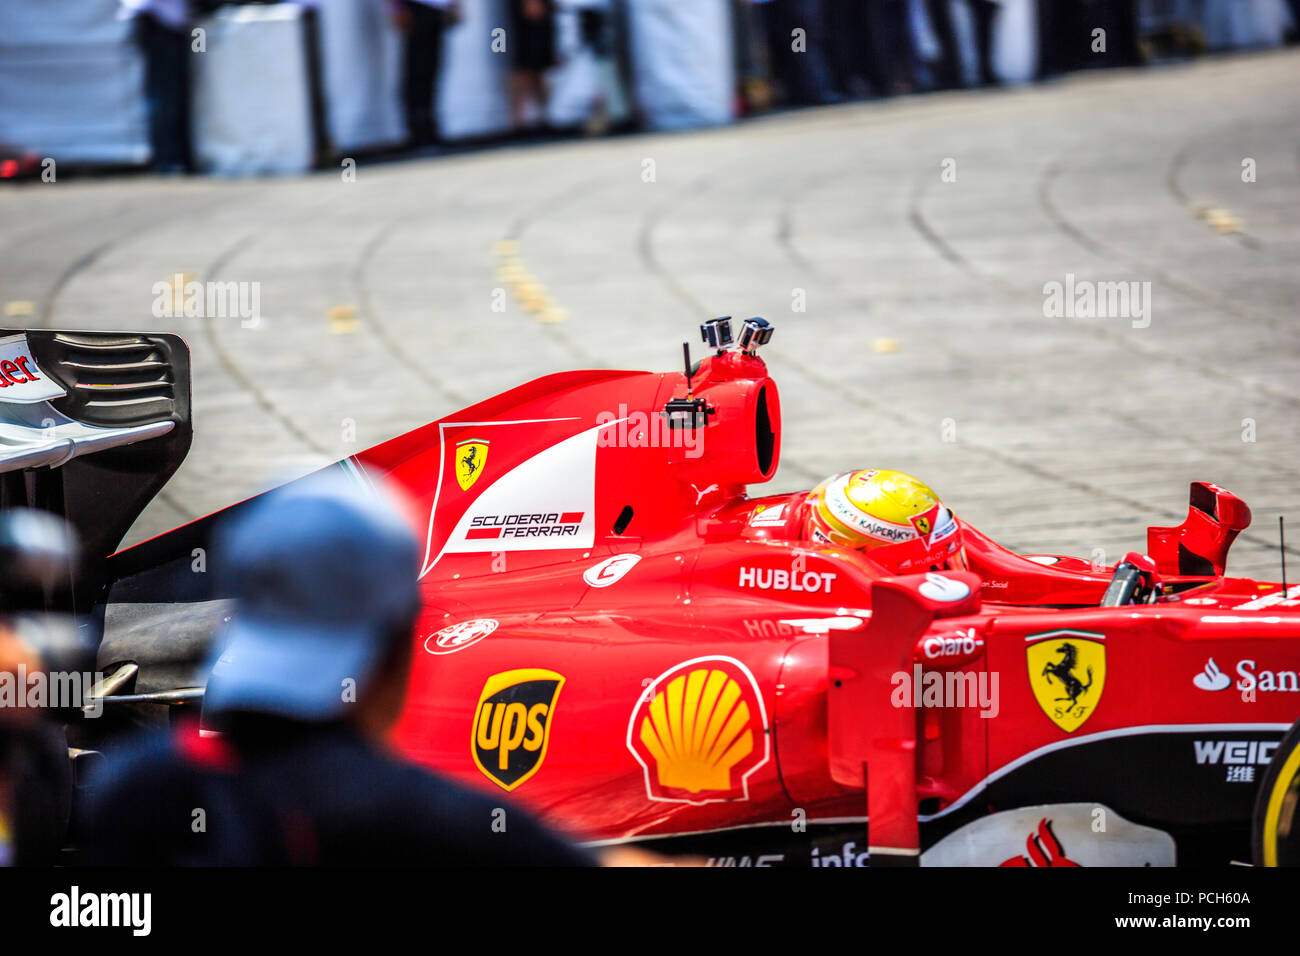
(0, 329), (192, 612)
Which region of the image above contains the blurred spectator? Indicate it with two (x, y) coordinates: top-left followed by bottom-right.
(0, 509), (86, 867)
(1035, 0), (1068, 76)
(290, 0), (333, 163)
(1089, 0), (1141, 68)
(1039, 0), (1140, 77)
(970, 0), (999, 86)
(864, 0), (916, 95)
(922, 0), (962, 88)
(394, 0), (462, 147)
(734, 0), (774, 113)
(120, 0), (196, 173)
(757, 0), (839, 106)
(1116, 0), (1144, 65)
(547, 3), (622, 134)
(509, 0), (559, 131)
(824, 0), (874, 98)
(921, 0), (998, 89)
(84, 473), (596, 865)
(0, 621), (68, 867)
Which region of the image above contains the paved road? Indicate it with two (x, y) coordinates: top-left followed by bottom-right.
(3, 50), (1298, 576)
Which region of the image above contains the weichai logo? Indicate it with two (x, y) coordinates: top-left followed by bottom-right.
(627, 656), (770, 805)
(471, 669), (565, 791)
(465, 512), (584, 540)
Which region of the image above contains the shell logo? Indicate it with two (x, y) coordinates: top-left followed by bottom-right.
(627, 656), (770, 805)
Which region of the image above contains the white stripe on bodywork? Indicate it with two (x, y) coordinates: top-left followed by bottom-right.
(918, 722), (1292, 821)
(416, 417), (595, 578)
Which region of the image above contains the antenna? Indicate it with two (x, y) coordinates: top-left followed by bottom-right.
(662, 338), (713, 430)
(1281, 516), (1288, 596)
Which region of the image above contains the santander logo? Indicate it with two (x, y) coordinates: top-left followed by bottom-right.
(1193, 657), (1231, 692)
(998, 818), (1080, 867)
(0, 334), (65, 403)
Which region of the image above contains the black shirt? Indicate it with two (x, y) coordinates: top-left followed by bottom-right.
(82, 718), (596, 867)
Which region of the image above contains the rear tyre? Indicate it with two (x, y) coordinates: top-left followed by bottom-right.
(1252, 717), (1300, 866)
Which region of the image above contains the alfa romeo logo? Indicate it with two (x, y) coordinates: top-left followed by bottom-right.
(424, 618), (498, 656)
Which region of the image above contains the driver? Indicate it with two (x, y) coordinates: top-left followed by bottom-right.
(801, 469), (963, 573)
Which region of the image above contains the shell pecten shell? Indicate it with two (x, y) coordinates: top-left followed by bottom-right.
(639, 667), (754, 793)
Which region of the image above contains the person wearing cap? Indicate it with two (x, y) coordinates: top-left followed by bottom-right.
(82, 470), (596, 866)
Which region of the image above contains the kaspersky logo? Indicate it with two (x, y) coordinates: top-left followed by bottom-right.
(471, 669), (564, 791)
(627, 656), (770, 805)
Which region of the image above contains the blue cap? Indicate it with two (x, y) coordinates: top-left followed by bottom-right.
(202, 468), (421, 721)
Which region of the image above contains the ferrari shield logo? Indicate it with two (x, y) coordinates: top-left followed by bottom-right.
(455, 438), (489, 491)
(472, 669), (564, 791)
(910, 503), (938, 538)
(1026, 631), (1106, 733)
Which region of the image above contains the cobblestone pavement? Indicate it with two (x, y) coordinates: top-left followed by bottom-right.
(2, 50), (1297, 576)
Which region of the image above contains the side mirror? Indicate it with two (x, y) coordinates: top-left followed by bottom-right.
(1147, 482), (1250, 577)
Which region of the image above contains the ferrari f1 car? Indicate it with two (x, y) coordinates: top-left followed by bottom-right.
(3, 320), (1299, 867)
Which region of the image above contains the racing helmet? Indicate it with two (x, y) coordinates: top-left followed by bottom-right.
(803, 469), (962, 573)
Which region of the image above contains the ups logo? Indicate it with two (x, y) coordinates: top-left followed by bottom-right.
(471, 669), (565, 791)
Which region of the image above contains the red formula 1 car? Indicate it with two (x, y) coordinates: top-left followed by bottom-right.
(5, 321), (1299, 866)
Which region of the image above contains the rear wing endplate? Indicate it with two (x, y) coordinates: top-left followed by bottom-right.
(0, 329), (192, 612)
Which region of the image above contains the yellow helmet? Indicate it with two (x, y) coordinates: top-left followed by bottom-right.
(804, 469), (961, 572)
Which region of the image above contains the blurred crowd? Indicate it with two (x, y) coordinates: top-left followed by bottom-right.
(742, 0), (1134, 109)
(88, 0), (1300, 173)
(741, 0), (1297, 107)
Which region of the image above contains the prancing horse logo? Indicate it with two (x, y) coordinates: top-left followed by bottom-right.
(1026, 631), (1106, 733)
(455, 438), (490, 491)
(1043, 643), (1093, 711)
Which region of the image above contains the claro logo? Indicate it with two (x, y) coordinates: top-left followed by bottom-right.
(921, 627), (983, 661)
